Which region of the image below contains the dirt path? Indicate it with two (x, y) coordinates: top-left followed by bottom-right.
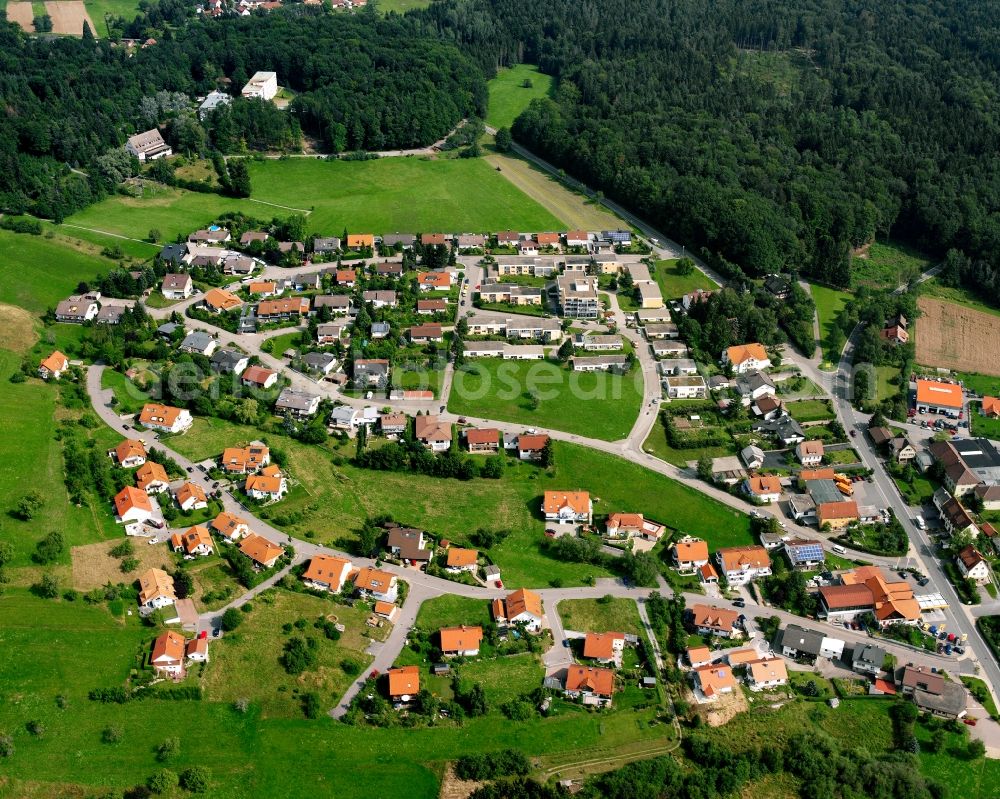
(6, 2), (36, 31)
(44, 0), (96, 35)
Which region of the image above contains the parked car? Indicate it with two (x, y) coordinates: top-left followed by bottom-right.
(849, 430), (857, 438)
(733, 598), (746, 608)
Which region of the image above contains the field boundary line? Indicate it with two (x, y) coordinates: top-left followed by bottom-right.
(246, 198), (313, 215)
(59, 224), (161, 247)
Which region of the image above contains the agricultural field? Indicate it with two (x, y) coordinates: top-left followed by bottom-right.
(851, 240), (934, 290)
(45, 0), (96, 34)
(447, 358), (644, 441)
(486, 64), (555, 130)
(654, 259), (717, 299)
(557, 597), (644, 637)
(916, 296), (1000, 376)
(84, 0), (143, 32)
(919, 279), (1000, 320)
(810, 283), (852, 365)
(5, 1), (35, 30)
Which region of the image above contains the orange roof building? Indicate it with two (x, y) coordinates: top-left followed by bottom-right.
(724, 343), (771, 372)
(135, 461), (170, 492)
(150, 630), (186, 673)
(694, 664), (736, 698)
(726, 648), (762, 666)
(110, 438), (147, 467)
(744, 474), (782, 499)
(221, 442), (270, 474)
(417, 271), (451, 289)
(439, 625), (484, 656)
(687, 646), (712, 667)
(238, 533), (283, 568)
(799, 467), (837, 481)
(565, 665), (615, 700)
(211, 511), (250, 541)
(817, 500), (860, 529)
(387, 665), (419, 699)
(840, 565), (920, 626)
(138, 403), (192, 433)
(583, 632), (625, 664)
(170, 525), (214, 556)
(606, 512), (645, 536)
(446, 547), (479, 570)
(747, 657), (788, 689)
(137, 567), (176, 608)
(248, 281), (278, 295)
(673, 537), (710, 569)
(257, 297), (310, 318)
(174, 481), (207, 511)
(715, 546), (771, 585)
(353, 567), (398, 601)
(984, 396), (1000, 418)
(465, 428), (500, 451)
(203, 287), (243, 312)
(38, 350), (69, 379)
(915, 379), (963, 413)
(690, 603), (741, 637)
(114, 485), (154, 523)
(542, 490), (592, 523)
(302, 555), (353, 592)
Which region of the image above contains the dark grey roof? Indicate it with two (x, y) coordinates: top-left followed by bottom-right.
(210, 349), (246, 371)
(778, 624), (824, 656)
(952, 438), (1000, 471)
(913, 682), (967, 718)
(382, 233), (416, 247)
(303, 352), (336, 370)
(312, 237), (341, 252)
(736, 371), (776, 395)
(852, 644), (886, 667)
(159, 243), (186, 264)
(180, 331), (215, 352)
(275, 388), (319, 411)
(806, 479), (846, 506)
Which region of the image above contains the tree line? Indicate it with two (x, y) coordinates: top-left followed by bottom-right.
(419, 0), (1000, 291)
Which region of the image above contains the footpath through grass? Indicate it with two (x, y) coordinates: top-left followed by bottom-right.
(486, 64), (555, 130)
(447, 358), (644, 441)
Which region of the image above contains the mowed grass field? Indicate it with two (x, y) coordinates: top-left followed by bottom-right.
(654, 259), (717, 299)
(167, 420), (751, 586)
(557, 597), (644, 637)
(65, 157), (564, 240)
(447, 358), (644, 441)
(810, 283), (852, 364)
(486, 64), (555, 130)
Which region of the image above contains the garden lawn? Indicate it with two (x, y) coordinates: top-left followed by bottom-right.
(415, 595), (492, 631)
(557, 597), (643, 637)
(810, 284), (852, 363)
(84, 0), (144, 34)
(915, 720), (1000, 799)
(785, 399), (834, 423)
(200, 590), (375, 718)
(892, 474), (938, 506)
(0, 228), (118, 314)
(654, 259), (717, 299)
(248, 157), (563, 235)
(641, 422), (735, 467)
(875, 365), (902, 403)
(101, 367), (151, 414)
(486, 64), (555, 130)
(447, 358), (644, 441)
(957, 372), (1000, 397)
(972, 413), (1000, 441)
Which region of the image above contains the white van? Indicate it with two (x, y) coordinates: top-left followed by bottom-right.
(915, 516), (926, 530)
(831, 545), (846, 555)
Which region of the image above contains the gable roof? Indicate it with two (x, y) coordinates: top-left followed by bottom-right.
(114, 485), (152, 516)
(138, 568), (175, 605)
(388, 665), (419, 697)
(136, 460), (169, 489)
(465, 428), (499, 446)
(439, 625), (483, 652)
(817, 500), (860, 523)
(113, 438), (146, 463)
(211, 511), (249, 538)
(175, 482), (207, 507)
(505, 588), (542, 619)
(203, 288), (243, 311)
(241, 365), (276, 385)
(414, 414), (452, 443)
(517, 434), (549, 452)
(354, 567), (395, 593)
(726, 343), (768, 365)
(303, 555), (353, 590)
(716, 546), (770, 573)
(583, 632), (625, 660)
(748, 657), (788, 684)
(138, 403), (187, 428)
(173, 525), (213, 554)
(446, 547), (479, 568)
(694, 664), (736, 696)
(690, 603), (740, 631)
(819, 583), (875, 610)
(746, 474), (782, 495)
(151, 630), (185, 664)
(959, 545), (987, 571)
(40, 351), (68, 373)
(238, 533), (283, 565)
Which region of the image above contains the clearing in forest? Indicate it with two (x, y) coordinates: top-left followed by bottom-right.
(916, 296), (1000, 377)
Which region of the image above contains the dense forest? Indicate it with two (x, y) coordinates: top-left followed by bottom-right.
(0, 9), (484, 219)
(421, 0), (1000, 288)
